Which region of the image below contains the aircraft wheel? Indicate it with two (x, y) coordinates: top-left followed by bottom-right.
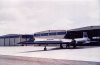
(73, 44), (76, 48)
(44, 46), (47, 51)
(66, 43), (70, 49)
(60, 44), (63, 49)
(60, 46), (63, 49)
(44, 48), (47, 51)
(72, 39), (76, 49)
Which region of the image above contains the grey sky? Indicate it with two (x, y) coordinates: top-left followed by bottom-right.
(0, 0), (100, 35)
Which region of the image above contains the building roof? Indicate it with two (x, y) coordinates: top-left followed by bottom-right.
(0, 34), (33, 38)
(67, 26), (100, 32)
(34, 30), (66, 34)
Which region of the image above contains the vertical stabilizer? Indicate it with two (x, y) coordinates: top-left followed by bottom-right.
(83, 32), (88, 38)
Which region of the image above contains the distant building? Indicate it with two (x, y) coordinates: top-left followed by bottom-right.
(0, 34), (33, 46)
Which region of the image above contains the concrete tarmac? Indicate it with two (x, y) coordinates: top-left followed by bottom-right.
(0, 55), (100, 65)
(0, 46), (100, 65)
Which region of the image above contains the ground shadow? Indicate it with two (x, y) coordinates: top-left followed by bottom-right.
(20, 46), (99, 53)
(21, 47), (62, 53)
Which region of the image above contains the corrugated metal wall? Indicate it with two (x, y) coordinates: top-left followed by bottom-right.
(10, 38), (14, 46)
(5, 38), (9, 46)
(0, 35), (33, 46)
(0, 39), (4, 46)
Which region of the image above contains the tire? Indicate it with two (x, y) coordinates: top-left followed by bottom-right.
(66, 43), (70, 49)
(72, 39), (76, 49)
(44, 47), (47, 51)
(60, 44), (63, 49)
(73, 44), (76, 48)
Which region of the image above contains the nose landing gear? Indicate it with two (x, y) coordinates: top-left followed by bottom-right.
(44, 46), (47, 51)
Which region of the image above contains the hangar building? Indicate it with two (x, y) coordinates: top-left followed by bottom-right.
(65, 26), (100, 45)
(0, 34), (33, 46)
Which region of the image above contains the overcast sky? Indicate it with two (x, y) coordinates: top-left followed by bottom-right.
(0, 0), (100, 35)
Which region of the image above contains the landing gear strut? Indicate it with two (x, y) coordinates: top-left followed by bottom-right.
(44, 45), (47, 51)
(60, 44), (63, 49)
(72, 39), (76, 49)
(66, 43), (70, 48)
(73, 43), (76, 48)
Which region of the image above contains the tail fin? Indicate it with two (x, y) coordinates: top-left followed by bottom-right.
(83, 32), (88, 38)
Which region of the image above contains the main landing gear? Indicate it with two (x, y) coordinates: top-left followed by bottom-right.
(66, 43), (70, 48)
(66, 43), (76, 49)
(60, 44), (63, 49)
(72, 39), (76, 49)
(73, 43), (76, 48)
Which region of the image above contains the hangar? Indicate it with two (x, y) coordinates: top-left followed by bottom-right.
(0, 26), (99, 46)
(65, 26), (100, 45)
(0, 34), (33, 46)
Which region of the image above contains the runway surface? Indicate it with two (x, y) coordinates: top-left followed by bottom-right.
(0, 46), (100, 65)
(0, 55), (100, 65)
